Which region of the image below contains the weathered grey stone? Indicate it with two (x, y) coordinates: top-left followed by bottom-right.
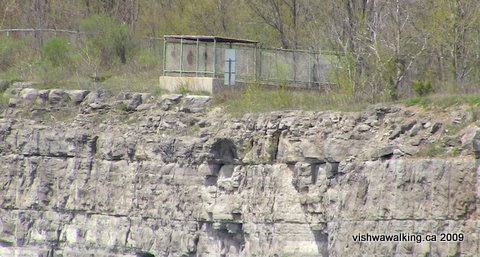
(36, 89), (50, 105)
(401, 120), (417, 133)
(373, 145), (395, 159)
(136, 103), (153, 111)
(409, 137), (423, 146)
(5, 87), (22, 97)
(158, 94), (183, 111)
(126, 93), (142, 111)
(89, 102), (109, 110)
(7, 97), (22, 107)
(139, 93), (152, 102)
(82, 89), (111, 105)
(180, 95), (211, 113)
(389, 127), (402, 139)
(19, 88), (38, 102)
(408, 123), (422, 136)
(161, 94), (183, 102)
(66, 90), (90, 104)
(356, 124), (371, 132)
(48, 89), (67, 104)
(430, 122), (442, 134)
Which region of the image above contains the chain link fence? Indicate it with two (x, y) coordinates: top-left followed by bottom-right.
(2, 30), (339, 89)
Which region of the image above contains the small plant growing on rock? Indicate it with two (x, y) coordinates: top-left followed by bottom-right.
(186, 123), (200, 136)
(417, 142), (444, 157)
(411, 80), (433, 97)
(0, 93), (8, 111)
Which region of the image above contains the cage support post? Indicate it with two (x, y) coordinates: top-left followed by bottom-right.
(254, 44), (258, 82)
(213, 39), (217, 78)
(163, 37), (167, 76)
(195, 39), (199, 77)
(180, 38), (184, 77)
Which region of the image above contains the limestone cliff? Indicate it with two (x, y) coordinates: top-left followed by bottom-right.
(0, 85), (478, 256)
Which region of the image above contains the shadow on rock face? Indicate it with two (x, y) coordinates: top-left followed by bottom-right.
(136, 251), (155, 257)
(210, 138), (238, 164)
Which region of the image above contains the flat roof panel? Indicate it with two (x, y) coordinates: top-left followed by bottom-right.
(164, 35), (258, 44)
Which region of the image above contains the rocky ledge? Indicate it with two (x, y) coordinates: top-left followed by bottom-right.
(0, 85), (479, 256)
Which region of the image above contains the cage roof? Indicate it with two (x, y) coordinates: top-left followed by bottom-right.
(164, 35), (258, 44)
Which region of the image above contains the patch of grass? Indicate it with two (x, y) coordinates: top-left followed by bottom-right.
(100, 71), (163, 95)
(450, 147), (461, 157)
(416, 142), (445, 157)
(123, 116), (137, 125)
(216, 83), (365, 114)
(469, 95), (480, 105)
(114, 101), (128, 112)
(444, 123), (464, 135)
(0, 70), (23, 81)
(29, 70), (164, 97)
(176, 82), (191, 95)
(51, 108), (78, 121)
(173, 82), (211, 96)
(34, 79), (92, 90)
(404, 97), (429, 108)
(467, 105), (480, 122)
(434, 95), (463, 109)
(403, 94), (480, 111)
(0, 93), (9, 111)
(186, 123), (200, 136)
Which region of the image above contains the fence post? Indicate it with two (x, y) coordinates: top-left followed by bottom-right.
(163, 37), (167, 76)
(195, 39), (199, 77)
(308, 53), (311, 88)
(180, 38), (184, 77)
(253, 44), (258, 82)
(213, 39), (217, 78)
(259, 48), (262, 83)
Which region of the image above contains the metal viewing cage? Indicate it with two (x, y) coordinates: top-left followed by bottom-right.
(162, 35), (337, 88)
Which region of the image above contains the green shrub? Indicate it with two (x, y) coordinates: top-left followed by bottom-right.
(0, 35), (23, 71)
(42, 37), (72, 67)
(80, 15), (134, 66)
(412, 80), (433, 96)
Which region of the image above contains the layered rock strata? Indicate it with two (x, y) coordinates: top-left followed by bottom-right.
(0, 86), (478, 256)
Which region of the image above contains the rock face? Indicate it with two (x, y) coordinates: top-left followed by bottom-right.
(0, 87), (479, 257)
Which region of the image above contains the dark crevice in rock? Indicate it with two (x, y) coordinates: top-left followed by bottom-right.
(88, 135), (98, 156)
(311, 164), (319, 184)
(270, 130), (281, 162)
(205, 175), (218, 186)
(125, 218), (132, 247)
(136, 251), (155, 257)
(312, 229), (329, 257)
(210, 138), (237, 164)
(326, 162), (339, 179)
